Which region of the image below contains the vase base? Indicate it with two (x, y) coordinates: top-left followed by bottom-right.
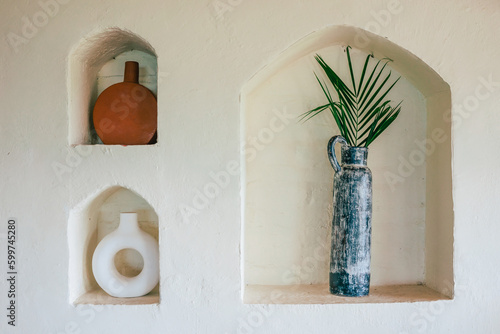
(329, 272), (370, 297)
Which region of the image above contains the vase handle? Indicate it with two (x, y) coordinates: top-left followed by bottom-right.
(328, 135), (347, 173)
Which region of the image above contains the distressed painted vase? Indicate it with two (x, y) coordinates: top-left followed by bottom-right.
(328, 135), (372, 297)
(92, 212), (159, 298)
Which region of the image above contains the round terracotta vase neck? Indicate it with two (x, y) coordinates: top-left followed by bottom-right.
(93, 61), (157, 145)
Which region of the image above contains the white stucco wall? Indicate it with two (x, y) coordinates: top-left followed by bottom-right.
(1, 0), (499, 333)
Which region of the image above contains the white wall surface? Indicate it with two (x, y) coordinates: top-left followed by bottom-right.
(0, 0), (499, 333)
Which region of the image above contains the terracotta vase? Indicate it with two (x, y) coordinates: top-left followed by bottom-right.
(93, 61), (157, 145)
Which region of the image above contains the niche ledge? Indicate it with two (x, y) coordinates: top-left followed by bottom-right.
(75, 289), (159, 306)
(244, 284), (451, 305)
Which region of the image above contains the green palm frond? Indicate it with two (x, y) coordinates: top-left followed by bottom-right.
(300, 46), (403, 147)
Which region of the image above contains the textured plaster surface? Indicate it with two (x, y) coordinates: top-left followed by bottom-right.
(0, 0), (499, 333)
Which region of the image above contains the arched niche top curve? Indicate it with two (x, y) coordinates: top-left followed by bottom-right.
(242, 25), (449, 99)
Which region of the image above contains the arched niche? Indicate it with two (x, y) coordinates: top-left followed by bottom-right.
(241, 25), (453, 304)
(67, 28), (158, 145)
(68, 186), (159, 305)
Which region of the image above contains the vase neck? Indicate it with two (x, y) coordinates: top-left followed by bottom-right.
(118, 212), (140, 233)
(341, 146), (368, 166)
(123, 61), (139, 83)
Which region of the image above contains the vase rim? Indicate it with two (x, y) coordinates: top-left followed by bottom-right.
(341, 144), (369, 166)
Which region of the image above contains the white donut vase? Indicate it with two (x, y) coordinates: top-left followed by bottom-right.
(92, 212), (159, 298)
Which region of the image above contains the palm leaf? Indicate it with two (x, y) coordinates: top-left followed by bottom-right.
(357, 101), (392, 138)
(346, 46), (357, 95)
(357, 53), (374, 98)
(301, 46), (403, 147)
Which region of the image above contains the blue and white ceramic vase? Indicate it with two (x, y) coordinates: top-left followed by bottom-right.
(327, 135), (372, 297)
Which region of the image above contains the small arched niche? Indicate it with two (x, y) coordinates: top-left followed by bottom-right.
(67, 28), (158, 146)
(241, 26), (453, 304)
(68, 186), (159, 305)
